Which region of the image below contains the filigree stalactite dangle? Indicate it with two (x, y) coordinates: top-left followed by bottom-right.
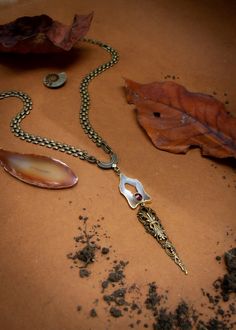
(137, 204), (188, 274)
(117, 170), (187, 274)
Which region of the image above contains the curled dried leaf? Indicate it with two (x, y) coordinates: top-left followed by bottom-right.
(0, 12), (93, 53)
(125, 79), (236, 159)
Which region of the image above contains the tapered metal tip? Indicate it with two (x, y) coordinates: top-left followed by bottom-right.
(180, 264), (188, 275)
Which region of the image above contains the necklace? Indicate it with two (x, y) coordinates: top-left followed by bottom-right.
(0, 37), (187, 274)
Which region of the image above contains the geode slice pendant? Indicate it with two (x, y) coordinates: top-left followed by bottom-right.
(0, 149), (78, 189)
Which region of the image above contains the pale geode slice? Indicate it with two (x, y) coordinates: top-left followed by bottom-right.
(0, 149), (78, 189)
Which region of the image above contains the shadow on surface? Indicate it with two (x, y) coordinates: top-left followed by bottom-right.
(0, 46), (91, 71)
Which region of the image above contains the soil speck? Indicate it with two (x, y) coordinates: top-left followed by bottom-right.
(101, 247), (110, 255)
(110, 306), (122, 318)
(79, 268), (90, 278)
(90, 308), (97, 317)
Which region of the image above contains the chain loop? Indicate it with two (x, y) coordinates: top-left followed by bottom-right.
(0, 38), (119, 169)
(112, 164), (121, 176)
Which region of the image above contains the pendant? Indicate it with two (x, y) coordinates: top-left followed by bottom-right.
(0, 149), (78, 189)
(119, 173), (151, 208)
(118, 171), (187, 274)
(137, 204), (188, 274)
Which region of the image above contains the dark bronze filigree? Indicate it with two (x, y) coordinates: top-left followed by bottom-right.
(137, 205), (187, 274)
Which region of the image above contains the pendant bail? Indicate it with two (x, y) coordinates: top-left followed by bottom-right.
(96, 152), (118, 169)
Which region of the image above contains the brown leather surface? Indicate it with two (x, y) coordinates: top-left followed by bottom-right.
(0, 1), (235, 329)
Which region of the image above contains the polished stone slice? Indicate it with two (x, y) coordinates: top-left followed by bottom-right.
(0, 149), (78, 189)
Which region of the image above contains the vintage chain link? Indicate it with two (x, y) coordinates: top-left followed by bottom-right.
(0, 38), (119, 168)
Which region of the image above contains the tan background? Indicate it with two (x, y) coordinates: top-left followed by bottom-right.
(0, 0), (235, 329)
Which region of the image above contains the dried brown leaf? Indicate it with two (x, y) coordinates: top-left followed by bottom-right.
(125, 79), (236, 159)
(0, 13), (93, 53)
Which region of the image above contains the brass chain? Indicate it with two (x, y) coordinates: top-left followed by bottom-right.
(0, 38), (119, 169)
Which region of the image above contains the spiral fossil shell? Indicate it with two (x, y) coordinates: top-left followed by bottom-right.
(43, 72), (67, 88)
(0, 149), (78, 189)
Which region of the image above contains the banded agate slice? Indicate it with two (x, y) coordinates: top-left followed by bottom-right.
(0, 149), (78, 189)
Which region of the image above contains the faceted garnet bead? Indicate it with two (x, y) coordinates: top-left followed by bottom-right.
(135, 193), (143, 201)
